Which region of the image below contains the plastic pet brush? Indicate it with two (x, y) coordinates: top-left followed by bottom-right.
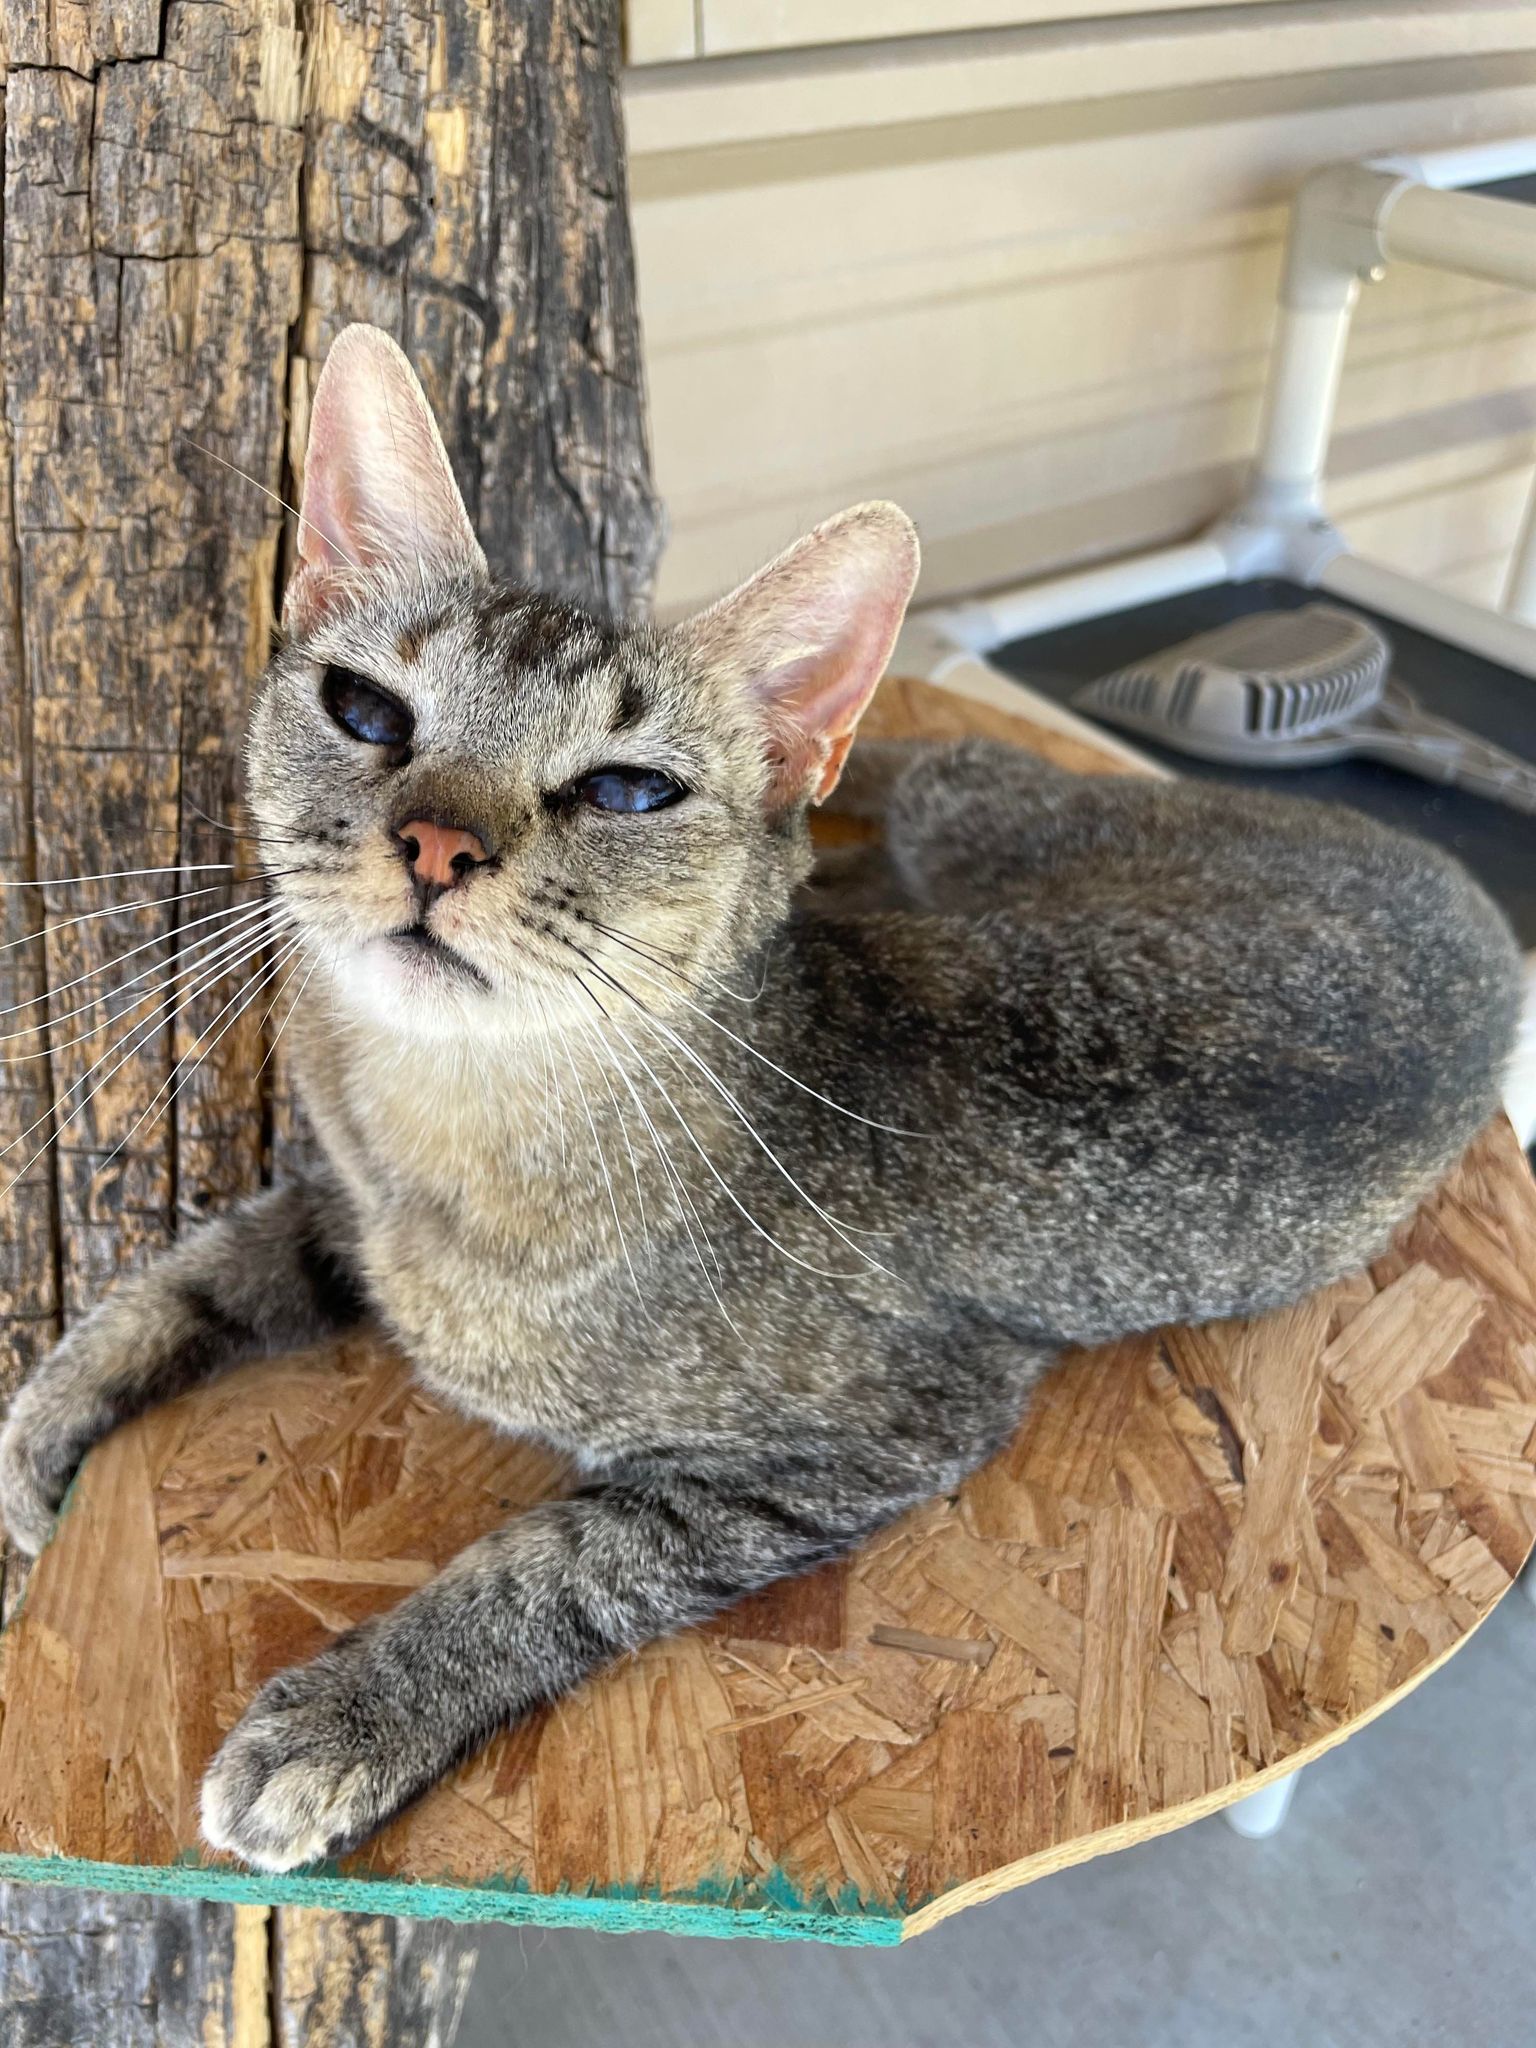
(1072, 604), (1536, 814)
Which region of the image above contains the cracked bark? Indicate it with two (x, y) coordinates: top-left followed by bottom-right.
(0, 1), (660, 2038)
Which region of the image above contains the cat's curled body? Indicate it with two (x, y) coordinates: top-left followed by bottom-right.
(0, 328), (1520, 1872)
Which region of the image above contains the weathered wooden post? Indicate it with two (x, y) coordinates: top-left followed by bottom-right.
(0, 0), (660, 2035)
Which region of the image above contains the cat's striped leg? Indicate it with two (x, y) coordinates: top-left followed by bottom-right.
(0, 1173), (365, 1555)
(199, 1442), (949, 1871)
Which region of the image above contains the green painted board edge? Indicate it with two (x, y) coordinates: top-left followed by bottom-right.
(0, 1475), (908, 1945)
(0, 1850), (907, 1946)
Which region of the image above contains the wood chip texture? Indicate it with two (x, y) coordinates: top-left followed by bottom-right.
(1, 681), (1533, 1946)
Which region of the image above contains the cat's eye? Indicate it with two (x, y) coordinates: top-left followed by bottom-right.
(568, 767), (687, 814)
(321, 666), (415, 750)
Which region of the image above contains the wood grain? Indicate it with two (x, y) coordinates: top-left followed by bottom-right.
(295, 0), (661, 621)
(273, 1909), (477, 2048)
(0, 1885), (266, 2048)
(1, 675), (1532, 1945)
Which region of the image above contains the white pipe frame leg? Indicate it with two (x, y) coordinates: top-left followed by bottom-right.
(1223, 1772), (1300, 1841)
(907, 138), (1536, 698)
(1319, 553), (1536, 681)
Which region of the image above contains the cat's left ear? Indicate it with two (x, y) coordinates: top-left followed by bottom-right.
(283, 324), (487, 636)
(676, 503), (920, 807)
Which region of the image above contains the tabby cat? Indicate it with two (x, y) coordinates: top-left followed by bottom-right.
(0, 327), (1519, 1870)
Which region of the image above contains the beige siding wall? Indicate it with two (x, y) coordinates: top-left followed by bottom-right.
(623, 4), (1536, 622)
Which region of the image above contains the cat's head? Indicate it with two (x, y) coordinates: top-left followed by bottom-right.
(246, 326), (918, 1042)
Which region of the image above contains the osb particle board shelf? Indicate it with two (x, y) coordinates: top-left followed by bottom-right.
(2, 675), (1534, 1945)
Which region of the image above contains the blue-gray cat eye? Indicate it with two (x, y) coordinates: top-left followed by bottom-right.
(322, 665), (415, 750)
(572, 766), (686, 813)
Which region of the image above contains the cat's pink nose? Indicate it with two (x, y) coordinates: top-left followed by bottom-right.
(395, 819), (490, 890)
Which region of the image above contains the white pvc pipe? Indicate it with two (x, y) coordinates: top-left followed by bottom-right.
(918, 538), (1228, 654)
(1502, 470), (1536, 623)
(1319, 553), (1536, 680)
(1250, 297), (1359, 500)
(891, 622), (1166, 773)
(913, 140), (1536, 671)
(1223, 1773), (1299, 1840)
(1380, 186), (1536, 291)
(1385, 137), (1536, 191)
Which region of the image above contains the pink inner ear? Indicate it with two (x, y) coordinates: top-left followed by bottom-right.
(676, 501), (919, 809)
(748, 522), (919, 806)
(759, 639), (883, 806)
(283, 325), (485, 636)
(283, 390), (367, 637)
(294, 415), (360, 574)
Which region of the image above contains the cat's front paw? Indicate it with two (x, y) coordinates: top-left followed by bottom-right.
(200, 1634), (427, 1872)
(0, 1374), (95, 1556)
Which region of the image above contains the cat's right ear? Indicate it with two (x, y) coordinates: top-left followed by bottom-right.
(282, 325), (487, 637)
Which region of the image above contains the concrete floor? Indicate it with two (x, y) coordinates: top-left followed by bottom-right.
(457, 1588), (1536, 2048)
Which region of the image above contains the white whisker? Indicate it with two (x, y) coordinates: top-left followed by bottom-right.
(533, 993), (569, 1170)
(179, 800), (317, 850)
(3, 929), (282, 1162)
(534, 1019), (559, 1155)
(568, 1002), (651, 1256)
(0, 904), (282, 1062)
(571, 977), (738, 1334)
(561, 939), (894, 1266)
(549, 1016), (649, 1318)
(592, 1001), (868, 1284)
(182, 439), (363, 574)
(592, 946), (923, 1138)
(253, 940), (317, 1080)
(0, 874), (273, 961)
(631, 999), (895, 1265)
(462, 1019), (500, 1156)
(0, 915), (296, 1188)
(0, 895), (281, 1034)
(585, 916), (768, 1007)
(1, 863), (238, 889)
(97, 933), (307, 1182)
(520, 992), (557, 1156)
(17, 915), (290, 1154)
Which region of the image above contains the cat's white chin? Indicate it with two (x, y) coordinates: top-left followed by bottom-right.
(339, 933), (497, 1040)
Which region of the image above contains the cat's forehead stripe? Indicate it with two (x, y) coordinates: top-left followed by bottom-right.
(612, 675), (646, 733)
(396, 612), (447, 664)
(468, 588), (610, 669)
